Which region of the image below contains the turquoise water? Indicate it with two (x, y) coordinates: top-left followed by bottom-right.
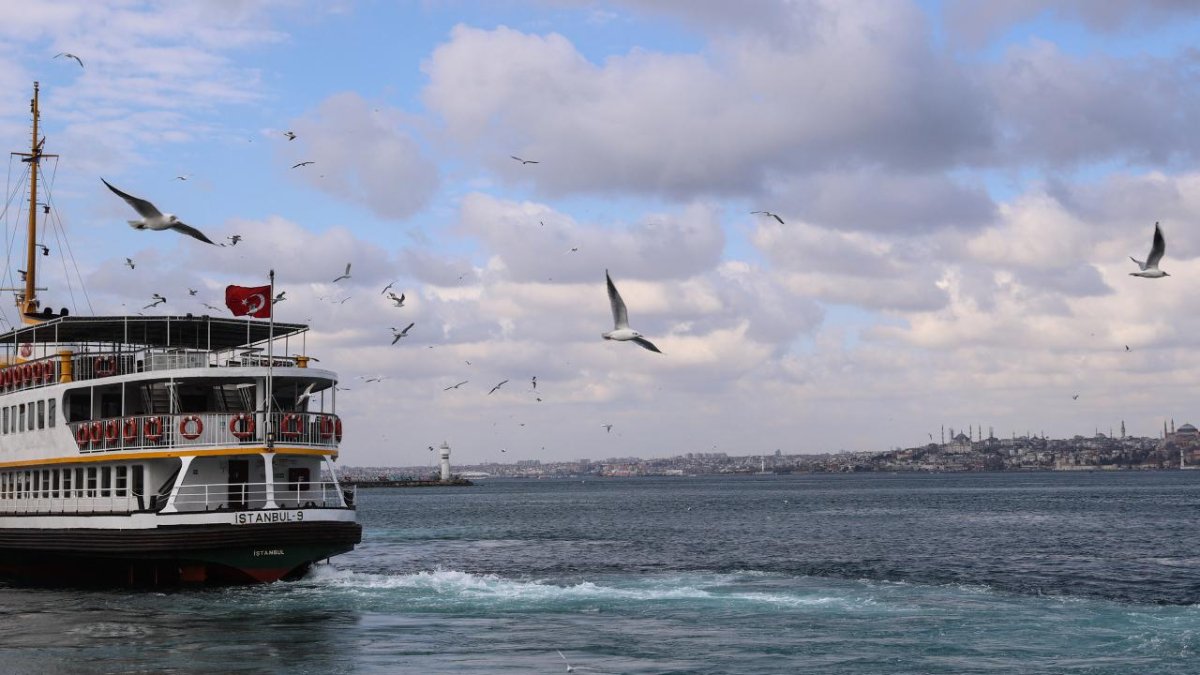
(2, 472), (1200, 673)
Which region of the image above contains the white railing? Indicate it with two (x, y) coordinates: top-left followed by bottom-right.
(171, 481), (351, 511)
(0, 356), (60, 393)
(66, 350), (303, 382)
(70, 412), (342, 453)
(0, 481), (355, 514)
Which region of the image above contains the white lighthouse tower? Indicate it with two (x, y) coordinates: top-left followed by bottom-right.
(439, 441), (452, 482)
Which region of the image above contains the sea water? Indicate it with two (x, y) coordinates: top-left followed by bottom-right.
(1, 472), (1199, 674)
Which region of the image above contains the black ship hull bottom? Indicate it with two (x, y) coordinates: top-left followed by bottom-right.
(0, 520), (362, 586)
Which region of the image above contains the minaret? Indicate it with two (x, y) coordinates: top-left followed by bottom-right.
(1121, 420), (1125, 439)
(439, 441), (451, 482)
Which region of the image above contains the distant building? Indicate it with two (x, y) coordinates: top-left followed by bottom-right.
(946, 433), (973, 454)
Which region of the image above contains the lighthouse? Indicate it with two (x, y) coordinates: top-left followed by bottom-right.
(439, 441), (452, 482)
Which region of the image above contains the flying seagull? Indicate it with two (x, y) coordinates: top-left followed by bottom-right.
(443, 380), (469, 391)
(387, 291), (405, 307)
(332, 263), (351, 283)
(557, 651), (574, 673)
(531, 376), (537, 390)
(188, 288), (198, 296)
(227, 234), (242, 246)
(273, 291), (286, 304)
(1072, 394), (1079, 400)
(602, 424), (613, 433)
(1130, 222), (1169, 278)
(174, 175), (190, 181)
(488, 379), (509, 395)
(380, 281), (395, 295)
(101, 178), (215, 244)
(202, 303), (221, 312)
(510, 155), (539, 164)
(284, 131), (296, 141)
(751, 210), (785, 225)
(391, 323), (414, 344)
(143, 293), (166, 309)
(602, 270), (662, 354)
(296, 382), (316, 405)
(292, 161), (314, 169)
(124, 258), (135, 270)
(54, 53), (83, 68)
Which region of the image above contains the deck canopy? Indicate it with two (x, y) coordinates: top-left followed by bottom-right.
(0, 315), (307, 352)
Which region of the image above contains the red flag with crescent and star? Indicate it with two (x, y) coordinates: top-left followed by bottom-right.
(225, 284), (272, 318)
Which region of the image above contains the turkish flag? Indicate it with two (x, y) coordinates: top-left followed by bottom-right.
(225, 284), (272, 318)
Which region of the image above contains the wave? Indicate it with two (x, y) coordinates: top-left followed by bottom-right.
(296, 565), (885, 612)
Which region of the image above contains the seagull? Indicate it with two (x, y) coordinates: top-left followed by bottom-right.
(556, 651), (574, 673)
(1130, 222), (1169, 278)
(380, 281), (395, 295)
(188, 288), (198, 296)
(387, 291), (405, 307)
(124, 257), (135, 269)
(101, 178), (215, 244)
(54, 53), (83, 68)
(292, 161), (314, 169)
(360, 375), (385, 383)
(602, 424), (613, 433)
(227, 234), (242, 246)
(531, 376), (537, 390)
(602, 270), (662, 353)
(174, 175), (190, 181)
(444, 380), (469, 391)
(1125, 345), (1131, 352)
(1072, 394), (1079, 400)
(273, 291), (286, 304)
(510, 155), (539, 164)
(143, 293), (166, 309)
(284, 131), (297, 141)
(202, 303), (221, 312)
(296, 382), (316, 405)
(488, 379), (509, 395)
(751, 210), (785, 225)
(332, 263), (351, 282)
(391, 323), (414, 344)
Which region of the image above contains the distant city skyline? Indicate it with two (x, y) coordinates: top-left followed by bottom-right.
(4, 3), (1200, 464)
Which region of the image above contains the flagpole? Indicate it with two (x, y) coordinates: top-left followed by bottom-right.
(266, 269), (275, 452)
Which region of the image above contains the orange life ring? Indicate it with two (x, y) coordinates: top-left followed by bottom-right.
(179, 415), (203, 440)
(11, 366), (22, 387)
(104, 418), (120, 443)
(144, 416), (165, 442)
(334, 418), (343, 442)
(42, 361), (53, 382)
(1, 368), (9, 389)
(122, 417), (139, 443)
(89, 420), (104, 445)
(229, 413), (256, 440)
(74, 424), (90, 447)
(93, 356), (116, 377)
(318, 415), (335, 439)
(22, 364), (33, 386)
(279, 413), (302, 439)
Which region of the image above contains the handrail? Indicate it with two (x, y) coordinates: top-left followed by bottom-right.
(69, 412), (342, 453)
(0, 480), (353, 514)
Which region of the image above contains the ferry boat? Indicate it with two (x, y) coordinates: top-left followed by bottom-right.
(0, 83), (361, 584)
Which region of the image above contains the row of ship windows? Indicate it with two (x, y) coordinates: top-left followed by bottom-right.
(0, 465), (144, 500)
(0, 398), (56, 435)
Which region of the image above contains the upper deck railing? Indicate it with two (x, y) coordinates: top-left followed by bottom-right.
(0, 349), (314, 395)
(70, 412), (342, 453)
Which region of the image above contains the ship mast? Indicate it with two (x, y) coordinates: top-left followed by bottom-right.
(14, 82), (54, 322)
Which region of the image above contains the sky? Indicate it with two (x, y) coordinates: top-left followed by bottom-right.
(0, 0), (1199, 466)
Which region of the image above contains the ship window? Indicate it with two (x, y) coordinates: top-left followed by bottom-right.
(101, 466), (111, 498)
(51, 469), (59, 498)
(114, 466), (127, 497)
(37, 400), (44, 430)
(61, 468), (72, 498)
(47, 399), (55, 427)
(2, 406), (7, 434)
(74, 468), (84, 499)
(1, 473), (7, 499)
(85, 467), (96, 498)
(65, 390), (89, 423)
(41, 469), (50, 498)
(18, 404), (24, 433)
(131, 465), (144, 505)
